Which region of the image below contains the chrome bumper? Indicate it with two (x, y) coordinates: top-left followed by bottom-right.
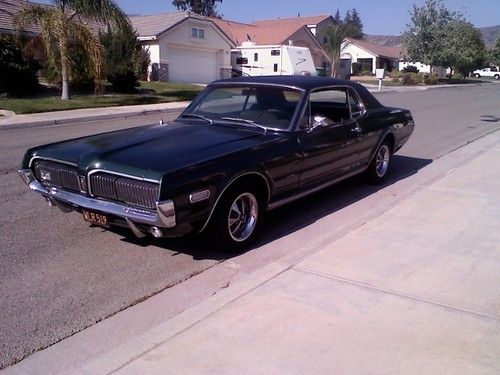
(18, 169), (176, 228)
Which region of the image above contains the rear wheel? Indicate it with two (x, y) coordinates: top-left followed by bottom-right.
(208, 184), (263, 251)
(494, 74), (500, 80)
(367, 141), (392, 184)
(474, 73), (481, 78)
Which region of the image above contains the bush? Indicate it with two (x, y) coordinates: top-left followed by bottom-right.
(360, 70), (374, 76)
(389, 70), (403, 83)
(100, 26), (149, 93)
(423, 73), (439, 85)
(401, 72), (422, 85)
(351, 62), (362, 75)
(402, 65), (419, 73)
(0, 36), (39, 96)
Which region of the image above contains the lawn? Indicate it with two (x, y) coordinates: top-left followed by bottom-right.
(0, 81), (204, 114)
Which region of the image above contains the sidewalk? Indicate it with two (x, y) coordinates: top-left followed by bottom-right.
(4, 129), (498, 373)
(0, 101), (190, 130)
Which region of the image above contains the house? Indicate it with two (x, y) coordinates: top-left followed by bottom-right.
(129, 11), (235, 83)
(211, 16), (329, 72)
(0, 0), (41, 36)
(341, 38), (401, 76)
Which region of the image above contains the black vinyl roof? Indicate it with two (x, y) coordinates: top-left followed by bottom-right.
(212, 75), (383, 109)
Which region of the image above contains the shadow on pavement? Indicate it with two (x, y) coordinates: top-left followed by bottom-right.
(116, 154), (432, 260)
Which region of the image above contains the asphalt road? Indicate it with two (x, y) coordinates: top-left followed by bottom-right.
(0, 83), (499, 369)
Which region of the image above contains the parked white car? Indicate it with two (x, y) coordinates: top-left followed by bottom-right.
(472, 68), (500, 79)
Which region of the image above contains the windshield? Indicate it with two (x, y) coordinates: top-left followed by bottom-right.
(182, 85), (303, 131)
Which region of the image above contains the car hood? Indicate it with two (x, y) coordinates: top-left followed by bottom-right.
(29, 120), (274, 180)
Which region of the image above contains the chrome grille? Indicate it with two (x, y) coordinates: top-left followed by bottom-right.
(33, 160), (80, 192)
(90, 172), (159, 209)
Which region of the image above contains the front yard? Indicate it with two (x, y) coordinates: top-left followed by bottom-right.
(0, 81), (204, 114)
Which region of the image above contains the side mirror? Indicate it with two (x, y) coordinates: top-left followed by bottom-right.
(351, 104), (366, 118)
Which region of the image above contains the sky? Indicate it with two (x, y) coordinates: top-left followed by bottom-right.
(33, 0), (500, 35)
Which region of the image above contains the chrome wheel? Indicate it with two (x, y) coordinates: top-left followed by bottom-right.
(375, 144), (390, 177)
(227, 192), (258, 242)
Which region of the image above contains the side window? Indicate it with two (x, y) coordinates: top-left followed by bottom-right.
(347, 88), (365, 118)
(309, 88), (350, 126)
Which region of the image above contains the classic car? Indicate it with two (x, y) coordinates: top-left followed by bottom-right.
(19, 76), (414, 249)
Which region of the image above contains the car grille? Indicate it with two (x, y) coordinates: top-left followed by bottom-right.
(33, 160), (80, 192)
(89, 172), (159, 209)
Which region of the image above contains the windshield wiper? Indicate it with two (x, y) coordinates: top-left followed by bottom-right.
(179, 113), (213, 125)
(220, 117), (267, 132)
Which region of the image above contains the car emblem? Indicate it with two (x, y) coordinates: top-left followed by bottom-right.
(40, 170), (51, 181)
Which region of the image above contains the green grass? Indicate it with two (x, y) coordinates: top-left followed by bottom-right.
(0, 81), (204, 114)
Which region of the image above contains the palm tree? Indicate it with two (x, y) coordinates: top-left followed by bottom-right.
(324, 23), (353, 78)
(14, 0), (130, 99)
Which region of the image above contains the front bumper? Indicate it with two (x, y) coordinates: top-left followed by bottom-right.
(18, 169), (176, 231)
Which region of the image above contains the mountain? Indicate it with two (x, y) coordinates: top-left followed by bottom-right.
(365, 25), (499, 49)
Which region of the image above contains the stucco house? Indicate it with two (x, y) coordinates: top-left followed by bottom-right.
(341, 38), (401, 76)
(211, 15), (329, 72)
(129, 12), (235, 83)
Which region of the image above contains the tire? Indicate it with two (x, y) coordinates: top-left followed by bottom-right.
(207, 184), (263, 251)
(494, 74), (500, 80)
(367, 140), (392, 184)
(474, 73), (480, 78)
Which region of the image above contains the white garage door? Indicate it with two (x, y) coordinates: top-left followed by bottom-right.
(169, 48), (218, 84)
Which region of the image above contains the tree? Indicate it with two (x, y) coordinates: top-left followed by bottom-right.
(14, 0), (130, 100)
(491, 37), (500, 67)
(333, 9), (341, 24)
(0, 36), (39, 96)
(324, 23), (353, 77)
(100, 25), (150, 92)
(403, 0), (461, 69)
(437, 21), (487, 77)
(172, 0), (222, 17)
(344, 8), (363, 39)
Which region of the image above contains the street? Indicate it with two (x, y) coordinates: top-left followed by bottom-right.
(0, 83), (499, 369)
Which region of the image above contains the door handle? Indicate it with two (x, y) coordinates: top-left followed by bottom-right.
(351, 126), (362, 133)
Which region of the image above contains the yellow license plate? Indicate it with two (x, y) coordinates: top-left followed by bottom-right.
(82, 210), (108, 226)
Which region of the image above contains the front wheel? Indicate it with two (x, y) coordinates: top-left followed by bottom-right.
(474, 73), (481, 78)
(367, 141), (392, 184)
(494, 74), (500, 80)
(207, 185), (263, 251)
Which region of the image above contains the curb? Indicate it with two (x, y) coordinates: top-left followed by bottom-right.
(0, 104), (189, 131)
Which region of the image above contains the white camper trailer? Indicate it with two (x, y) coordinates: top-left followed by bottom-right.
(231, 42), (316, 77)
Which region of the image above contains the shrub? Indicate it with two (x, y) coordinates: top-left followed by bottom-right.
(0, 36), (39, 96)
(100, 27), (150, 93)
(360, 70), (374, 76)
(423, 73), (439, 85)
(401, 72), (422, 85)
(402, 65), (419, 73)
(389, 70), (403, 83)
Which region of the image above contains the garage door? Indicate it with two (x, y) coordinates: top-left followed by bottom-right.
(169, 48), (218, 84)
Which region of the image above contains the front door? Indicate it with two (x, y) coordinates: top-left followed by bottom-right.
(297, 87), (362, 190)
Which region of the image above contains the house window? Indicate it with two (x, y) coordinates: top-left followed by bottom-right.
(271, 50), (280, 56)
(273, 63), (278, 72)
(254, 53), (258, 62)
(191, 27), (205, 39)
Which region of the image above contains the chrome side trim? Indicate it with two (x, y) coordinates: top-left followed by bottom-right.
(268, 167), (368, 211)
(198, 171), (271, 233)
(29, 156), (77, 168)
(27, 180), (176, 228)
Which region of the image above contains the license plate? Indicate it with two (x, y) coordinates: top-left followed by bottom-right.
(82, 210), (108, 226)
